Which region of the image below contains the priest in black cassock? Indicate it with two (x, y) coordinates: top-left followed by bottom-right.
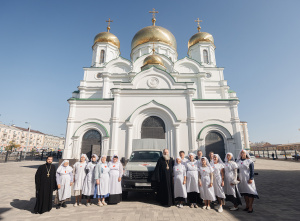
(34, 156), (57, 214)
(152, 148), (174, 207)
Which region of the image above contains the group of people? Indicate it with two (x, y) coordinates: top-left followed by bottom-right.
(56, 153), (123, 208)
(34, 153), (123, 214)
(34, 148), (258, 215)
(152, 149), (258, 213)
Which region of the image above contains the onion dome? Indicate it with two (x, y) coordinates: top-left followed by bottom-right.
(188, 32), (214, 48)
(131, 26), (177, 50)
(188, 18), (214, 49)
(143, 54), (165, 67)
(93, 32), (120, 48)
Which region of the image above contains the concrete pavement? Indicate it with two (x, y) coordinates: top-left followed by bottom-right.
(0, 158), (300, 221)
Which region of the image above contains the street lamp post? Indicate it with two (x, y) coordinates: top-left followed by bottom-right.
(25, 122), (31, 153)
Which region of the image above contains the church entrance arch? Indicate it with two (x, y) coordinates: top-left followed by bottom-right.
(126, 100), (180, 158)
(81, 130), (101, 160)
(141, 116), (166, 139)
(205, 132), (225, 160)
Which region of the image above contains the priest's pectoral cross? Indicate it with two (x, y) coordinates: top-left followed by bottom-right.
(166, 160), (169, 170)
(46, 164), (51, 178)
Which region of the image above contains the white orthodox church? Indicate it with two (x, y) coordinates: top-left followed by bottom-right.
(63, 14), (247, 161)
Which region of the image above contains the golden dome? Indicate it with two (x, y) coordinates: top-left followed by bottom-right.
(143, 54), (165, 67)
(188, 32), (214, 48)
(94, 32), (120, 48)
(131, 26), (176, 50)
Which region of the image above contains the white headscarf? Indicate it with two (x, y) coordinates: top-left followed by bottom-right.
(80, 154), (89, 162)
(200, 157), (212, 168)
(99, 155), (107, 164)
(224, 152), (235, 162)
(57, 160), (73, 173)
(213, 154), (225, 166)
(237, 149), (253, 163)
(111, 154), (120, 163)
(174, 156), (182, 165)
(189, 152), (196, 157)
(188, 152), (196, 161)
(90, 154), (99, 163)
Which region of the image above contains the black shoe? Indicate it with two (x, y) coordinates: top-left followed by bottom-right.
(56, 204), (61, 209)
(248, 209), (253, 213)
(243, 207), (249, 211)
(62, 202), (67, 208)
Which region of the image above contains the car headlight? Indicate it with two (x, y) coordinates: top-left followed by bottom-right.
(123, 170), (129, 177)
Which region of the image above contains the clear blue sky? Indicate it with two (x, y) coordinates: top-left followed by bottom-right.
(0, 0), (299, 144)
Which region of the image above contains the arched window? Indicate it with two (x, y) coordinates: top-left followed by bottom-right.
(100, 50), (105, 64)
(141, 116), (165, 139)
(203, 50), (209, 64)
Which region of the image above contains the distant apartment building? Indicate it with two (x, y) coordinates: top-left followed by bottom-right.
(0, 123), (64, 151)
(44, 134), (65, 151)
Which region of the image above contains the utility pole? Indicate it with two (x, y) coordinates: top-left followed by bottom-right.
(25, 122), (31, 158)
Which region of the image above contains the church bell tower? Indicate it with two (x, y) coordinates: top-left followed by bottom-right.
(91, 18), (120, 67)
(187, 18), (216, 67)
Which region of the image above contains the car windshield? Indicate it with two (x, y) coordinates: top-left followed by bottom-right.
(249, 153), (254, 156)
(129, 151), (162, 162)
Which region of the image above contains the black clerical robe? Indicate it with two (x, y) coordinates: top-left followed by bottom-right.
(152, 156), (174, 206)
(34, 163), (57, 214)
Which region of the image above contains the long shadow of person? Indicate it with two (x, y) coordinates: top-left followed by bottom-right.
(10, 198), (36, 213)
(0, 208), (12, 220)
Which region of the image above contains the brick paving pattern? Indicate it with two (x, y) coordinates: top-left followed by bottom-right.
(0, 158), (300, 221)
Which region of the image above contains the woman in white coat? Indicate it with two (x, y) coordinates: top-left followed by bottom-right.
(212, 154), (226, 212)
(82, 154), (98, 206)
(94, 155), (110, 206)
(108, 154), (123, 204)
(199, 157), (216, 210)
(73, 154), (89, 207)
(224, 152), (242, 211)
(237, 150), (259, 213)
(186, 153), (199, 208)
(173, 157), (187, 208)
(56, 160), (73, 209)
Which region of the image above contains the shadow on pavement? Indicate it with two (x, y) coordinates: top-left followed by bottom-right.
(0, 208), (12, 220)
(22, 163), (58, 169)
(226, 169), (300, 220)
(124, 192), (160, 206)
(10, 198), (35, 213)
(21, 164), (41, 169)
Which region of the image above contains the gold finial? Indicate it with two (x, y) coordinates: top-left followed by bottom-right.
(149, 8), (159, 26)
(106, 18), (113, 32)
(195, 18), (202, 32)
(152, 42), (155, 54)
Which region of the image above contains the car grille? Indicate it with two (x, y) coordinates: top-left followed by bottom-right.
(129, 171), (153, 180)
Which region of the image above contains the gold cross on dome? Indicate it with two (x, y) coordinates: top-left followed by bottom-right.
(106, 18), (113, 32)
(195, 18), (202, 32)
(152, 42), (156, 54)
(149, 8), (159, 26)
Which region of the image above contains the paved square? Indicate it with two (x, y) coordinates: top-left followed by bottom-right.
(0, 159), (299, 221)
